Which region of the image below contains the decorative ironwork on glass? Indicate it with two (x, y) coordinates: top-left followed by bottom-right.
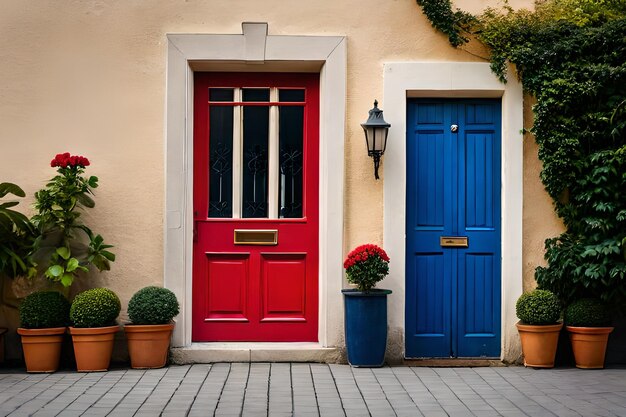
(242, 104), (269, 218)
(278, 105), (304, 218)
(208, 105), (234, 218)
(209, 142), (232, 217)
(279, 147), (303, 218)
(244, 145), (268, 217)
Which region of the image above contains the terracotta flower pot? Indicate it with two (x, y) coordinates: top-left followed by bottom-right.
(124, 323), (174, 369)
(566, 326), (614, 369)
(516, 322), (563, 368)
(69, 325), (119, 372)
(17, 327), (66, 372)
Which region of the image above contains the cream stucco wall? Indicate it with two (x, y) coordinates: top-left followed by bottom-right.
(522, 98), (566, 292)
(0, 0), (556, 362)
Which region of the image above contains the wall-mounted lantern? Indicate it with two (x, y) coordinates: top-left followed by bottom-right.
(361, 100), (390, 180)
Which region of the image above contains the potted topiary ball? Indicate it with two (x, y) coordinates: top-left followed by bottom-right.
(69, 288), (121, 372)
(17, 291), (70, 372)
(342, 244), (391, 367)
(124, 286), (180, 369)
(515, 289), (562, 368)
(565, 298), (613, 369)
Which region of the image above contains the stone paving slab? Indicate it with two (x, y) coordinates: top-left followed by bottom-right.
(1, 365), (625, 416)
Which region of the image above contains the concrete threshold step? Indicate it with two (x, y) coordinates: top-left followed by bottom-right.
(170, 342), (342, 364)
(403, 358), (504, 367)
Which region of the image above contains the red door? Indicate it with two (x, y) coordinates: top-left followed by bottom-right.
(192, 73), (319, 341)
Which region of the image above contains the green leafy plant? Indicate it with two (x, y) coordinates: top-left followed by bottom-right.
(564, 298), (612, 327)
(70, 288), (121, 328)
(418, 0), (626, 310)
(19, 291), (70, 329)
(128, 286), (180, 325)
(0, 182), (36, 278)
(415, 0), (475, 47)
(516, 289), (561, 325)
(343, 244), (390, 292)
(33, 153), (115, 288)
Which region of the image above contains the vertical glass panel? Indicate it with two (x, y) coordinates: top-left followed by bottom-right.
(242, 106), (269, 218)
(209, 88), (234, 102)
(209, 106), (234, 218)
(242, 89), (270, 102)
(279, 89), (305, 102)
(278, 106), (304, 218)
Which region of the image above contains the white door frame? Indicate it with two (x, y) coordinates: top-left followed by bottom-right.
(164, 23), (347, 348)
(382, 62), (524, 361)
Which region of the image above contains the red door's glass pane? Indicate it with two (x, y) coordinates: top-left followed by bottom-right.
(242, 88), (270, 102)
(278, 105), (304, 218)
(242, 105), (269, 218)
(208, 106), (233, 218)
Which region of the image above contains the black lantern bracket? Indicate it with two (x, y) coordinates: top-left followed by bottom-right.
(361, 100), (391, 180)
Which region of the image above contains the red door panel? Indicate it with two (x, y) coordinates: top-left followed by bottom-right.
(192, 73), (319, 342)
(205, 253), (250, 321)
(261, 253), (307, 321)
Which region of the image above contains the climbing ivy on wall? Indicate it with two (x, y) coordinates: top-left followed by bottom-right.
(417, 0), (626, 309)
(415, 0), (474, 47)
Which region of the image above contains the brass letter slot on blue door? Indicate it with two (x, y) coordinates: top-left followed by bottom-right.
(234, 229), (278, 245)
(440, 236), (468, 248)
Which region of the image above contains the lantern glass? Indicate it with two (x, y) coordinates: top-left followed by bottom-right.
(363, 126), (387, 153)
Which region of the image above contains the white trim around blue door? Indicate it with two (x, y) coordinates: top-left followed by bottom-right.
(382, 62), (524, 362)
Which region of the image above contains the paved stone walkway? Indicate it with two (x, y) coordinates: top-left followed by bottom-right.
(1, 364), (625, 416)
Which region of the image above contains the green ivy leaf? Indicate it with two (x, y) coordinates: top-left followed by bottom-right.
(60, 273), (74, 287)
(66, 257), (80, 272)
(56, 247), (71, 260)
(46, 264), (64, 278)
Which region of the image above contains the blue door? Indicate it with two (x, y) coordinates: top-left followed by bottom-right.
(406, 99), (501, 358)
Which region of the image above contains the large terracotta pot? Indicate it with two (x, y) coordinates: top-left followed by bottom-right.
(69, 325), (119, 372)
(516, 322), (563, 368)
(566, 326), (614, 369)
(124, 323), (174, 369)
(17, 327), (66, 372)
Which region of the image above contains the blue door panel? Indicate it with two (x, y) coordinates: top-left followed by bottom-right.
(406, 99), (501, 358)
(410, 252), (450, 357)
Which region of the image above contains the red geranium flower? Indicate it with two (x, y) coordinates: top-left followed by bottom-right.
(50, 153), (90, 169)
(343, 243), (390, 292)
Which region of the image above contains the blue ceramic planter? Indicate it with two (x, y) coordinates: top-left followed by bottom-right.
(342, 288), (392, 367)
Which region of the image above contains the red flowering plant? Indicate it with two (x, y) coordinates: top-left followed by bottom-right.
(31, 153), (115, 288)
(343, 244), (390, 292)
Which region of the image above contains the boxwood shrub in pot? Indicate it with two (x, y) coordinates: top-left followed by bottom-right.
(565, 299), (614, 369)
(124, 286), (180, 369)
(17, 291), (70, 372)
(69, 288), (121, 372)
(515, 289), (562, 368)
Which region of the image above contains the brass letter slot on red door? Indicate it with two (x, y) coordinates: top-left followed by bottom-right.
(234, 229), (278, 245)
(440, 236), (468, 248)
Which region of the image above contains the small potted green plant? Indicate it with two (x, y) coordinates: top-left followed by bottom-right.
(17, 291), (69, 372)
(342, 244), (391, 367)
(565, 298), (613, 369)
(124, 286), (180, 369)
(515, 289), (562, 368)
(69, 288), (120, 372)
